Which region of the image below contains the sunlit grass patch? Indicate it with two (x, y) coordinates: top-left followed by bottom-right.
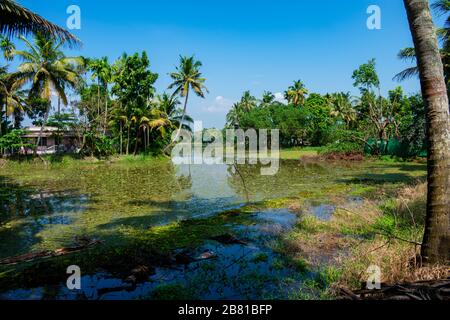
(279, 147), (320, 160)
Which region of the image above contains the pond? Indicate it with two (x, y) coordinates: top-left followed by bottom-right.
(0, 158), (426, 299)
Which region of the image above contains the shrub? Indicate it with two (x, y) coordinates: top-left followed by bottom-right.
(0, 129), (34, 155)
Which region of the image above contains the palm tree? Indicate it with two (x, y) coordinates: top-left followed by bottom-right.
(393, 47), (421, 81)
(239, 91), (258, 112)
(226, 102), (242, 128)
(0, 65), (8, 135)
(261, 91), (275, 106)
(0, 35), (15, 61)
(1, 74), (27, 128)
(108, 106), (128, 155)
(284, 80), (309, 107)
(0, 0), (79, 45)
(329, 92), (357, 129)
(403, 0), (450, 264)
(88, 57), (112, 133)
(130, 104), (172, 154)
(395, 0), (450, 86)
(11, 33), (84, 151)
(156, 92), (193, 131)
(167, 56), (208, 144)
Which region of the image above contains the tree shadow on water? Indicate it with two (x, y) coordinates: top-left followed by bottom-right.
(0, 176), (90, 259)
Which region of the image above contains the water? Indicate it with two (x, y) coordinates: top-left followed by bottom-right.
(0, 159), (426, 299)
(1, 208), (307, 300)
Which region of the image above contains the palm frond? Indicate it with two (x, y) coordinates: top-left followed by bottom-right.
(0, 0), (81, 46)
(432, 0), (450, 16)
(0, 0), (80, 46)
(397, 47), (417, 62)
(393, 67), (420, 82)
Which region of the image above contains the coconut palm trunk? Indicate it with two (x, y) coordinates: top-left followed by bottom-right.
(119, 121), (123, 155)
(35, 103), (50, 156)
(126, 123), (130, 155)
(104, 95), (108, 135)
(404, 0), (450, 264)
(173, 88), (189, 143)
(97, 79), (101, 118)
(163, 88), (189, 154)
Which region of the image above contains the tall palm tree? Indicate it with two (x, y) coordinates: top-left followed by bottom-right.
(88, 57), (112, 133)
(284, 80), (309, 107)
(108, 106), (128, 155)
(403, 0), (450, 264)
(11, 33), (84, 150)
(0, 65), (8, 135)
(167, 55), (208, 144)
(0, 0), (79, 46)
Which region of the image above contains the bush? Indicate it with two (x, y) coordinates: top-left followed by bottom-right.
(82, 133), (115, 158)
(0, 129), (34, 155)
(320, 140), (363, 155)
(319, 129), (365, 156)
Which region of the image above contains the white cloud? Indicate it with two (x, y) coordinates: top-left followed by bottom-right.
(274, 92), (287, 104)
(203, 96), (234, 113)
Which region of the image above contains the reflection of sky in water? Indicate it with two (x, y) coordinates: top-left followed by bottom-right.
(175, 163), (237, 202)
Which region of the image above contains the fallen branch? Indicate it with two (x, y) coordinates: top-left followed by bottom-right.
(0, 239), (102, 266)
(340, 278), (450, 300)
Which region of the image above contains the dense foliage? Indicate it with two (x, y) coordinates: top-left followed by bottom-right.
(0, 34), (205, 157)
(226, 69), (427, 157)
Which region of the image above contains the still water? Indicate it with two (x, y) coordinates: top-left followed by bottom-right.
(0, 158), (425, 299)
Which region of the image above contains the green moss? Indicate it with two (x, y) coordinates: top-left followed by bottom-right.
(147, 284), (196, 300)
(0, 212), (247, 292)
(252, 253), (269, 263)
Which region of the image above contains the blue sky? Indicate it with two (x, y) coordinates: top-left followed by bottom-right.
(17, 0), (438, 128)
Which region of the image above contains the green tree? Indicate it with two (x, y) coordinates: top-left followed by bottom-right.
(112, 52), (158, 154)
(352, 59), (380, 93)
(168, 56), (208, 144)
(304, 93), (333, 145)
(261, 91), (275, 106)
(239, 91), (258, 112)
(328, 92), (357, 129)
(88, 57), (112, 133)
(156, 93), (193, 131)
(284, 80), (309, 107)
(11, 33), (84, 151)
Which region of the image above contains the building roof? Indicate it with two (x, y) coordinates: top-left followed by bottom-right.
(22, 126), (77, 138)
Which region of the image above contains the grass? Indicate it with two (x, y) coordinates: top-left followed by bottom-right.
(280, 181), (449, 298)
(279, 147), (320, 160)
